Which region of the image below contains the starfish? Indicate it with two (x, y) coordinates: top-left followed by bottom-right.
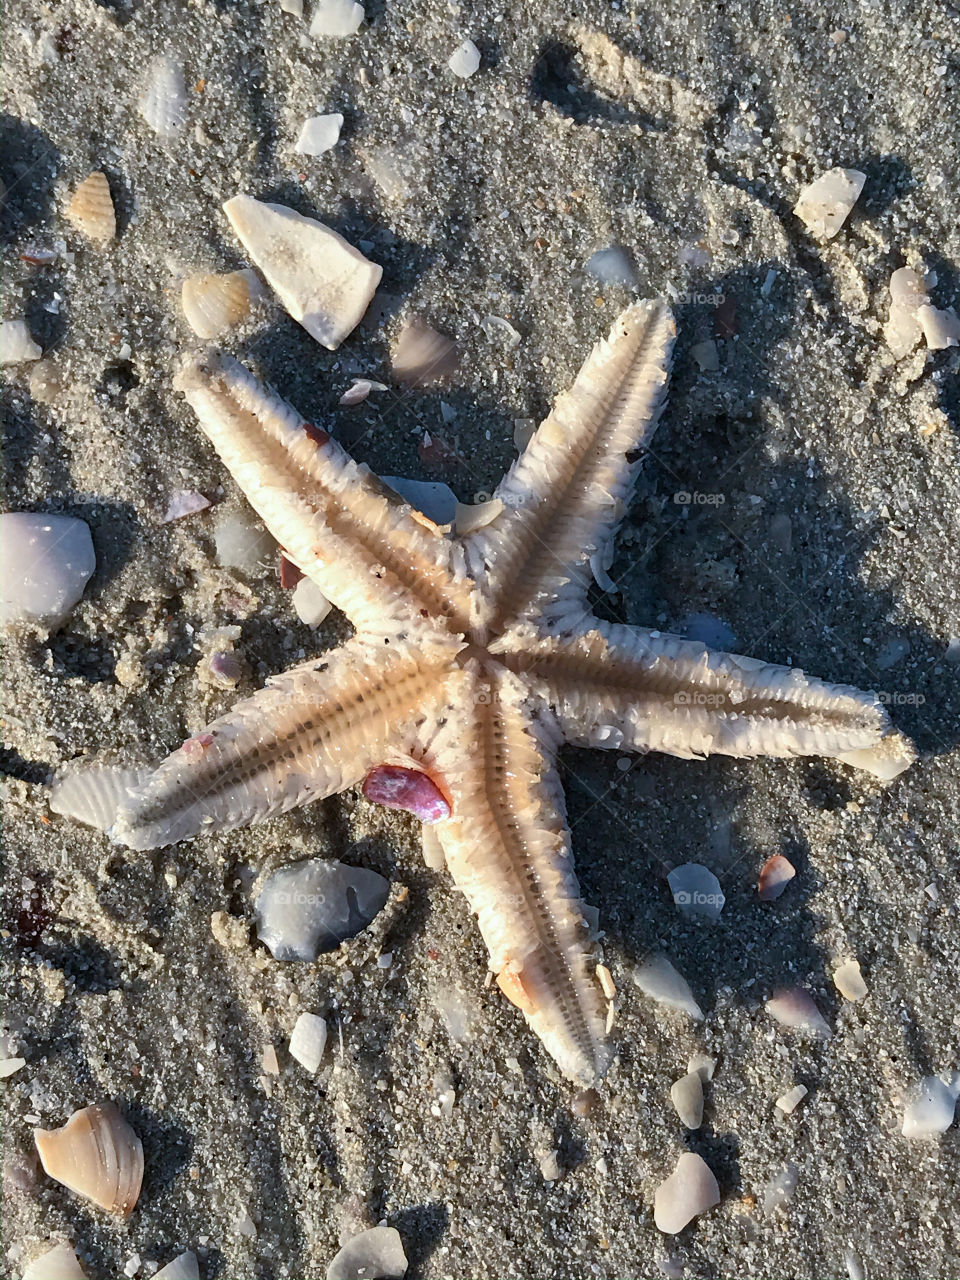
(57, 300), (914, 1086)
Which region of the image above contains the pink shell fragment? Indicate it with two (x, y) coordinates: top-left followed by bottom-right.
(362, 765), (451, 824)
(757, 854), (796, 901)
(181, 732), (214, 756)
(339, 377), (389, 406)
(765, 986), (831, 1037)
(163, 490), (211, 522)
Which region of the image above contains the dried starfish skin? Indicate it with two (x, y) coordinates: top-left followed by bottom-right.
(87, 299), (913, 1085)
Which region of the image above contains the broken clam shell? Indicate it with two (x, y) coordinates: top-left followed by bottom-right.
(65, 171), (116, 243)
(181, 269), (260, 340)
(33, 1103), (143, 1215)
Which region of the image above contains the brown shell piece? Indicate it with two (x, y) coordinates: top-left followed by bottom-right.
(65, 172), (116, 243)
(33, 1102), (143, 1215)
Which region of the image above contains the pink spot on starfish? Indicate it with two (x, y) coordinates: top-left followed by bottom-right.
(181, 732), (214, 757)
(362, 765), (451, 824)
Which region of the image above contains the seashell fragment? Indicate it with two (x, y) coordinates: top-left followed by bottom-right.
(0, 1057), (26, 1077)
(670, 1070), (704, 1128)
(687, 1054), (715, 1083)
(454, 498), (504, 536)
(765, 987), (831, 1037)
(292, 576), (333, 627)
(339, 377), (388, 405)
(65, 171), (116, 243)
(22, 1243), (88, 1280)
(214, 507), (276, 572)
(902, 1076), (956, 1139)
(833, 958), (868, 1002)
(391, 317), (459, 386)
(776, 1084), (808, 1114)
(632, 953), (703, 1021)
(653, 1152), (720, 1234)
(480, 313), (522, 348)
(280, 0), (303, 12)
(50, 765), (153, 832)
(917, 303), (960, 350)
(0, 513), (95, 632)
(224, 195), (381, 349)
(421, 824), (446, 870)
(362, 764), (451, 823)
(139, 55), (188, 139)
(153, 1253), (199, 1280)
(181, 270), (260, 340)
(153, 1253), (200, 1280)
(310, 0), (364, 37)
(884, 267), (928, 358)
(757, 854), (795, 901)
(380, 476), (458, 526)
(1, 319), (42, 364)
(327, 1226), (407, 1280)
(163, 490), (211, 522)
(296, 113), (344, 155)
(447, 38), (481, 78)
(584, 246), (637, 288)
(255, 858), (389, 961)
(793, 167), (865, 240)
(289, 1012), (328, 1073)
(668, 863), (724, 919)
(34, 1103), (143, 1215)
(762, 1161), (799, 1214)
(844, 1247), (866, 1280)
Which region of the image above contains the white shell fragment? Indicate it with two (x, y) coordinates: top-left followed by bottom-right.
(918, 303), (960, 350)
(884, 267), (928, 358)
(339, 378), (388, 406)
(224, 195), (382, 349)
(34, 1103), (143, 1216)
(139, 55), (187, 139)
(632, 953), (703, 1021)
(163, 490), (211, 522)
(255, 858), (390, 961)
(292, 576), (333, 627)
(50, 765), (153, 833)
(380, 477), (457, 526)
(295, 113), (344, 156)
(765, 987), (831, 1037)
(793, 167), (866, 240)
(762, 1161), (799, 1214)
(447, 39), (481, 78)
(833, 958), (868, 1002)
(181, 270), (260, 340)
(1, 319), (42, 364)
(844, 1246), (867, 1280)
(901, 1077), (957, 1139)
(776, 1084), (808, 1114)
(289, 1012), (328, 1073)
(670, 1070), (704, 1128)
(153, 1253), (200, 1280)
(688, 1054), (715, 1083)
(454, 498), (504, 536)
(326, 1226), (408, 1280)
(65, 171), (116, 243)
(668, 863), (724, 920)
(0, 1057), (26, 1078)
(279, 0), (303, 12)
(0, 513), (95, 632)
(653, 1152), (720, 1234)
(22, 1243), (88, 1280)
(310, 0), (364, 38)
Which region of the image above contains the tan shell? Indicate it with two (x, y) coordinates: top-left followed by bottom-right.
(65, 172), (116, 243)
(33, 1102), (143, 1215)
(181, 270), (258, 340)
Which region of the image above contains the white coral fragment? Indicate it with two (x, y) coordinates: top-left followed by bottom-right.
(223, 195), (381, 349)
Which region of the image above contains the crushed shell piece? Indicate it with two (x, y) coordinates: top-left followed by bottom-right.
(181, 269), (260, 340)
(391, 317), (459, 386)
(633, 953), (703, 1021)
(362, 764), (451, 823)
(918, 303), (960, 349)
(776, 1084), (808, 1114)
(34, 1103), (143, 1215)
(765, 987), (831, 1037)
(65, 171), (116, 242)
(793, 167), (865, 239)
(310, 0), (364, 37)
(653, 1152), (720, 1234)
(670, 1070), (704, 1128)
(454, 497), (503, 535)
(22, 1243), (88, 1280)
(757, 854), (796, 901)
(902, 1077), (957, 1139)
(289, 1012), (328, 1073)
(448, 39), (481, 78)
(1, 319), (42, 364)
(139, 55), (187, 138)
(153, 1253), (200, 1280)
(295, 113), (344, 155)
(224, 195), (381, 349)
(833, 958), (868, 1002)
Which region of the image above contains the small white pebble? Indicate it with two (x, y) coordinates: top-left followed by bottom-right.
(288, 1012), (328, 1073)
(776, 1084), (808, 1114)
(833, 958), (868, 1002)
(447, 38), (481, 78)
(295, 113), (343, 155)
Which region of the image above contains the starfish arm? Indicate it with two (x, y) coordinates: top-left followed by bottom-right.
(422, 664), (610, 1086)
(462, 301), (675, 637)
(497, 621), (916, 780)
(175, 352), (473, 637)
(111, 636), (453, 850)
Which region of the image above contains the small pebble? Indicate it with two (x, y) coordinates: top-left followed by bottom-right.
(289, 1012), (328, 1073)
(902, 1076), (956, 1139)
(668, 863), (724, 920)
(255, 858), (389, 961)
(447, 38), (481, 78)
(653, 1152), (720, 1234)
(776, 1084), (808, 1114)
(670, 1071), (704, 1129)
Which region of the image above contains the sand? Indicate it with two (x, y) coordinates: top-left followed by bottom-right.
(2, 0), (959, 1276)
